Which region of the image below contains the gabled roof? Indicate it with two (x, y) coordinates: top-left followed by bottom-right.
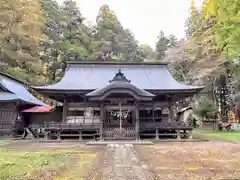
(32, 61), (204, 92)
(0, 92), (19, 101)
(0, 72), (46, 106)
(22, 105), (54, 113)
(86, 70), (155, 101)
(176, 106), (193, 115)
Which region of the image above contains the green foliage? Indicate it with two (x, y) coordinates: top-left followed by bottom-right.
(194, 96), (218, 119)
(184, 0), (224, 82)
(0, 0), (46, 84)
(187, 0), (240, 63)
(164, 39), (197, 83)
(155, 31), (170, 60)
(184, 0), (240, 121)
(93, 4), (141, 61)
(40, 0), (95, 83)
(202, 0), (240, 60)
(39, 1), (150, 83)
(0, 0), (212, 87)
(139, 44), (156, 61)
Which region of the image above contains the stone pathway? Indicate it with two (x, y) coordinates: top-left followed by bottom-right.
(102, 143), (154, 180)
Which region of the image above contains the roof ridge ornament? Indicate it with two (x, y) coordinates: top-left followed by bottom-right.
(109, 69), (131, 83)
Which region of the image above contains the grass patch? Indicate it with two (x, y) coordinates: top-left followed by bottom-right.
(204, 132), (240, 141)
(0, 140), (9, 146)
(0, 149), (69, 180)
(193, 129), (240, 142)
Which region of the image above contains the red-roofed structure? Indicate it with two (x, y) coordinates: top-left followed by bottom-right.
(22, 106), (54, 113)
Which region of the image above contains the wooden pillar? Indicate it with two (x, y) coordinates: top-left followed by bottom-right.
(188, 130), (193, 139)
(62, 96), (67, 122)
(92, 107), (95, 123)
(10, 101), (18, 138)
(176, 129), (181, 139)
(100, 103), (104, 140)
(44, 131), (48, 140)
(183, 130), (186, 138)
(153, 103), (158, 140)
(79, 131), (82, 140)
(135, 103), (140, 141)
(152, 103), (155, 123)
(132, 108), (135, 123)
(57, 130), (61, 140)
(155, 128), (159, 140)
(44, 122), (48, 140)
(83, 97), (86, 124)
(168, 103), (173, 122)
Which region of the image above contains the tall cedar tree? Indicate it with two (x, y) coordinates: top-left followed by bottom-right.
(0, 0), (46, 84)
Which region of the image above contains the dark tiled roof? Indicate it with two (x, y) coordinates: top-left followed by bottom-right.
(33, 62), (204, 92)
(86, 70), (155, 99)
(0, 92), (19, 101)
(0, 73), (46, 105)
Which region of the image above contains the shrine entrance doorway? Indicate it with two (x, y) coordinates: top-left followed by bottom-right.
(103, 103), (136, 140)
(85, 69), (154, 140)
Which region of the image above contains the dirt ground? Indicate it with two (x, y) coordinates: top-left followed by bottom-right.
(2, 140), (240, 180)
(1, 140), (154, 180)
(136, 141), (240, 180)
(1, 140), (104, 180)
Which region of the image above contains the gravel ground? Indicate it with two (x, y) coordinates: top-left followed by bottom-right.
(136, 141), (240, 180)
(101, 144), (154, 180)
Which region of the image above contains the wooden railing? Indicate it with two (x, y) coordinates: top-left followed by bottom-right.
(66, 116), (100, 124)
(104, 127), (136, 140)
(0, 121), (15, 136)
(27, 121), (193, 140)
(0, 122), (13, 130)
(139, 121), (193, 131)
(29, 122), (101, 140)
(29, 122), (101, 130)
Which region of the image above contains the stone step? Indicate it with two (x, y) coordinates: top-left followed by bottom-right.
(86, 140), (154, 146)
(107, 143), (133, 148)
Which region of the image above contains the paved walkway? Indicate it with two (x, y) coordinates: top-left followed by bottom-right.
(102, 143), (154, 180)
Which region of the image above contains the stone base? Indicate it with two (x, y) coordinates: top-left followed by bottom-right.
(152, 138), (208, 143)
(86, 140), (154, 145)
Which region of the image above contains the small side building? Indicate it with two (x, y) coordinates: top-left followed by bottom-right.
(32, 61), (204, 140)
(0, 72), (46, 136)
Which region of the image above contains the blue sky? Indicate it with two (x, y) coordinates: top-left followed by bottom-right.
(57, 0), (203, 47)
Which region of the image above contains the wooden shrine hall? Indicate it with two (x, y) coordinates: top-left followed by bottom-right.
(0, 72), (46, 137)
(30, 61), (204, 140)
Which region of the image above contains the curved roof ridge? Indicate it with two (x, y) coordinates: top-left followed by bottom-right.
(0, 73), (46, 106)
(87, 69), (155, 98)
(0, 92), (19, 101)
(0, 72), (26, 84)
(86, 81), (155, 99)
(66, 60), (169, 65)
